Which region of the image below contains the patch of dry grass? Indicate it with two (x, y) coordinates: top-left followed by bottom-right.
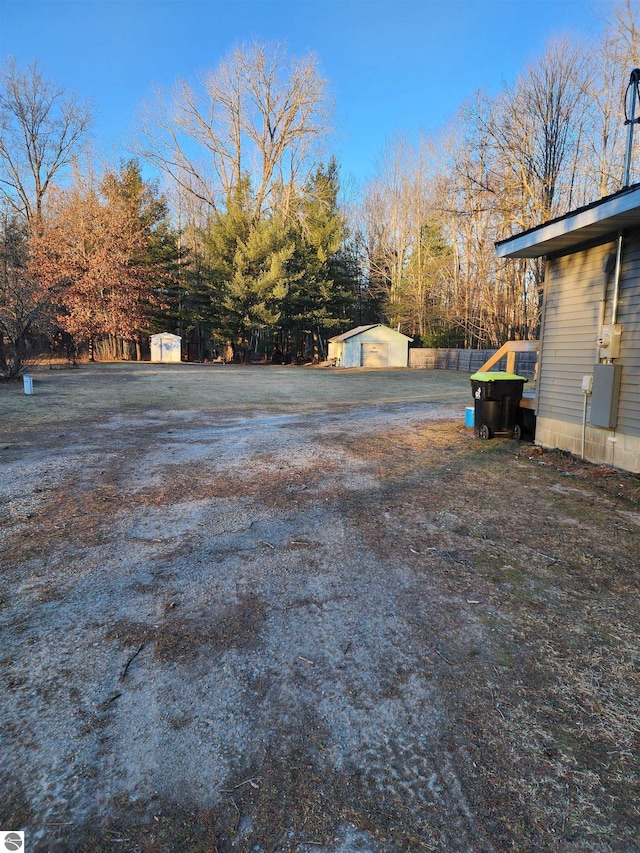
(331, 427), (640, 851)
(2, 402), (639, 851)
(105, 592), (266, 664)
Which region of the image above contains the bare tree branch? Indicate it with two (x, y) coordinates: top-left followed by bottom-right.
(0, 59), (92, 230)
(137, 42), (332, 220)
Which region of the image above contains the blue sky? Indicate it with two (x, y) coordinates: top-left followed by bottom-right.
(1, 0), (608, 190)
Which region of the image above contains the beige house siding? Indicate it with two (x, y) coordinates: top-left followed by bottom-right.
(536, 235), (640, 470)
(538, 240), (613, 425)
(616, 237), (640, 438)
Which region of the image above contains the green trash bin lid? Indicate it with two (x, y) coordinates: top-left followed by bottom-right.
(470, 371), (528, 381)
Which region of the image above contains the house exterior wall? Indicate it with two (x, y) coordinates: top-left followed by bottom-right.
(617, 235), (640, 439)
(331, 326), (409, 368)
(536, 234), (640, 472)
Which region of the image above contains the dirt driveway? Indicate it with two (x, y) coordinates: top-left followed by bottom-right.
(1, 364), (638, 852)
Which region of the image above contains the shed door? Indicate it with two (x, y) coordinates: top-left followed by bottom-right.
(361, 342), (388, 367)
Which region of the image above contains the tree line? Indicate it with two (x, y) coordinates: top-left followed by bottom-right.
(363, 2), (640, 348)
(1, 3), (639, 378)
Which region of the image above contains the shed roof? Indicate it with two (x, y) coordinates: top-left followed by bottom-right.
(329, 324), (413, 343)
(151, 332), (182, 340)
(495, 182), (640, 259)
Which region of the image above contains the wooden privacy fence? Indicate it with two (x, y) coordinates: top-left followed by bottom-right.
(408, 347), (538, 377)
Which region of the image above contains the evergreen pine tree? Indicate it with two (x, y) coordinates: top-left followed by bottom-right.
(205, 177), (296, 361)
(282, 158), (355, 360)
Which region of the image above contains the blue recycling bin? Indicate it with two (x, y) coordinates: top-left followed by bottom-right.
(465, 406), (475, 428)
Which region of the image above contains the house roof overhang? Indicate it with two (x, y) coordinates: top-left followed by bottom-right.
(495, 182), (640, 259)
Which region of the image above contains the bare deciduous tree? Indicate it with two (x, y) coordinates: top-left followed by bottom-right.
(584, 0), (640, 193)
(362, 136), (430, 328)
(139, 42), (332, 221)
(608, 0), (640, 67)
(0, 59), (92, 230)
(0, 208), (57, 377)
(472, 38), (587, 227)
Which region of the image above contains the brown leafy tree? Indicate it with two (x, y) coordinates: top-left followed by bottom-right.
(0, 60), (91, 376)
(31, 165), (167, 359)
(0, 211), (58, 377)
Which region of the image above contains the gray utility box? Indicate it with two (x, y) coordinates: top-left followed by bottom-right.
(590, 363), (622, 429)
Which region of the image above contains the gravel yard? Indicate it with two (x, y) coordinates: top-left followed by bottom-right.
(0, 364), (638, 852)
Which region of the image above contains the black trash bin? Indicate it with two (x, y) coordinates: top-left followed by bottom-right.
(470, 371), (527, 439)
(516, 397), (537, 439)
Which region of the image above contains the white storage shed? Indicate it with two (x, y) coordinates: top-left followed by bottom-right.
(328, 324), (412, 368)
(150, 332), (182, 363)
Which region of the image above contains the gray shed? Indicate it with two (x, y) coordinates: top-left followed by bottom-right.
(328, 324), (413, 368)
(496, 182), (640, 473)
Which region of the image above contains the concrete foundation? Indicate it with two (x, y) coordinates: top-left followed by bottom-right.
(535, 416), (640, 473)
